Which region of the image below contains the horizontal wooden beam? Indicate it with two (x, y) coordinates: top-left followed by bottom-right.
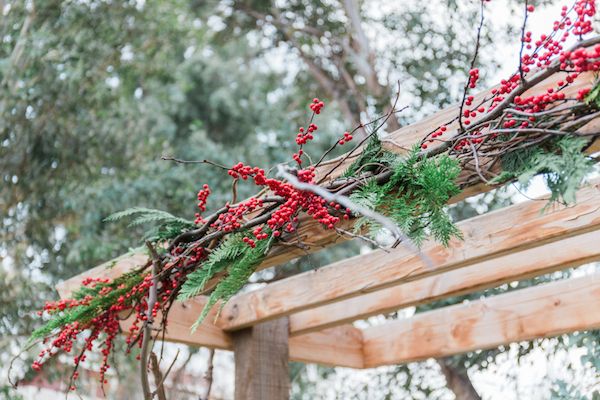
(120, 299), (364, 369)
(362, 273), (600, 367)
(288, 228), (600, 335)
(216, 180), (600, 331)
(56, 71), (597, 299)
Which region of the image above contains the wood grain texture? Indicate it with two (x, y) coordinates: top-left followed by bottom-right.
(217, 179), (600, 330)
(55, 72), (597, 299)
(288, 325), (364, 368)
(233, 318), (290, 400)
(362, 273), (600, 367)
(119, 300), (364, 368)
(288, 229), (600, 335)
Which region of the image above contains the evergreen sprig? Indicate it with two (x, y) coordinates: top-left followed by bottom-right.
(585, 80), (600, 107)
(189, 236), (271, 330)
(350, 144), (462, 246)
(178, 233), (250, 301)
(494, 135), (593, 205)
(104, 207), (196, 241)
(342, 135), (383, 177)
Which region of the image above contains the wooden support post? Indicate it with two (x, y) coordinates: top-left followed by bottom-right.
(233, 318), (290, 400)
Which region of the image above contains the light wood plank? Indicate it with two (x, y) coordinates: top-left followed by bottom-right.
(119, 299), (364, 368)
(362, 273), (600, 367)
(288, 325), (364, 368)
(288, 229), (600, 335)
(233, 318), (290, 400)
(217, 180), (600, 330)
(55, 72), (597, 298)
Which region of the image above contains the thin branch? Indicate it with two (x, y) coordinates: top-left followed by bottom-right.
(161, 156), (230, 171)
(334, 227), (390, 252)
(519, 0), (530, 82)
(199, 349), (215, 400)
(150, 352), (167, 400)
(141, 241), (161, 400)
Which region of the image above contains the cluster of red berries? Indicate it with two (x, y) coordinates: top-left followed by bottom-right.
(561, 44), (600, 72)
(309, 98), (325, 114)
(292, 149), (305, 165)
(573, 0), (595, 35)
(446, 0), (600, 153)
(295, 123), (318, 145)
(338, 131), (353, 145)
(214, 197), (264, 233)
(468, 68), (480, 89)
(32, 260), (196, 392)
(194, 184), (211, 224)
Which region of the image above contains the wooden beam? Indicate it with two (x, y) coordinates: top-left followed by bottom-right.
(55, 71), (597, 299)
(216, 180), (600, 330)
(288, 228), (600, 335)
(119, 299), (364, 369)
(362, 273), (600, 367)
(233, 318), (290, 400)
(288, 324), (364, 368)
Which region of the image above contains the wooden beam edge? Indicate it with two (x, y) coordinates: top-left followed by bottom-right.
(288, 228), (600, 336)
(361, 273), (600, 368)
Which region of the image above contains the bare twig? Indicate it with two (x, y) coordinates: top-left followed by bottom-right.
(199, 349), (215, 400)
(141, 241), (162, 400)
(161, 156), (230, 171)
(150, 352), (167, 400)
(334, 227), (390, 252)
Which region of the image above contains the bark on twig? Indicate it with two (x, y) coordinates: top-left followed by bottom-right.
(141, 241), (161, 400)
(199, 349), (215, 400)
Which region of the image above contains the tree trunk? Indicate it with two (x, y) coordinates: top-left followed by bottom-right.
(436, 358), (482, 400)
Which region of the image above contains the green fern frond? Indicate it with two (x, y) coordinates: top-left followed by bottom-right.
(177, 233), (249, 301)
(104, 207), (195, 242)
(191, 237), (271, 331)
(105, 207), (194, 227)
(496, 136), (593, 206)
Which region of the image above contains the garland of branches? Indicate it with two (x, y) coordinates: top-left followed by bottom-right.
(14, 0), (600, 397)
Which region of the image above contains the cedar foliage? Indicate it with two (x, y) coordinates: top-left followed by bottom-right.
(104, 207), (196, 241)
(177, 233), (251, 302)
(349, 138), (463, 246)
(183, 235), (272, 330)
(494, 136), (594, 205)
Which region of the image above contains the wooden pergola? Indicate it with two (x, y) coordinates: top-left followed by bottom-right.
(57, 71), (600, 399)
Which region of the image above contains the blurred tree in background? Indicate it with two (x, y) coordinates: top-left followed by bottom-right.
(1, 0), (598, 399)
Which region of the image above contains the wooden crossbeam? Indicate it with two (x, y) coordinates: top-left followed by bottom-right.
(120, 302), (364, 369)
(216, 180), (600, 331)
(362, 273), (600, 367)
(55, 71), (597, 298)
(122, 268), (600, 370)
(288, 228), (600, 335)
